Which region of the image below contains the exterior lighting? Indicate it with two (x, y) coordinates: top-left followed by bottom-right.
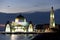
(5, 15), (29, 32)
(50, 7), (55, 28)
(15, 22), (28, 26)
(53, 22), (55, 27)
(50, 14), (54, 18)
(5, 24), (10, 32)
(28, 24), (33, 32)
(15, 18), (19, 22)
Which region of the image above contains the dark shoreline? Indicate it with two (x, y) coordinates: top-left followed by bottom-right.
(32, 31), (60, 40)
(0, 32), (57, 34)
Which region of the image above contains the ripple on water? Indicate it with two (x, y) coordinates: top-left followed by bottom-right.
(0, 34), (36, 40)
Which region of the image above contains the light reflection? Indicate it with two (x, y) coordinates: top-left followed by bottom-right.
(11, 34), (18, 40)
(10, 34), (35, 40)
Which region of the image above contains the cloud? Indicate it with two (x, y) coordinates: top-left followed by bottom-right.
(0, 6), (51, 13)
(0, 0), (60, 13)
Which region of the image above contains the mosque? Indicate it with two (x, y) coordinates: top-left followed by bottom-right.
(5, 7), (56, 33)
(5, 15), (34, 32)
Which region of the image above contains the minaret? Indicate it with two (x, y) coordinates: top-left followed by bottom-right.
(50, 7), (55, 28)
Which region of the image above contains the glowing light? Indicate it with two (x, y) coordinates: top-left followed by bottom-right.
(15, 18), (19, 22)
(11, 21), (15, 26)
(11, 34), (18, 40)
(50, 14), (54, 18)
(15, 22), (28, 26)
(53, 14), (54, 18)
(12, 26), (26, 32)
(10, 16), (28, 32)
(45, 29), (51, 32)
(15, 28), (25, 32)
(50, 7), (55, 28)
(24, 19), (26, 22)
(28, 24), (33, 32)
(53, 22), (55, 27)
(5, 24), (10, 32)
(12, 30), (15, 32)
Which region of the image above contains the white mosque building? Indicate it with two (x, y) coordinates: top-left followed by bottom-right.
(5, 15), (34, 32)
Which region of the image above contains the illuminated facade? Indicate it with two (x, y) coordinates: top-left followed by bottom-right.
(50, 7), (55, 28)
(5, 24), (11, 32)
(28, 24), (33, 32)
(28, 21), (34, 32)
(11, 15), (28, 32)
(5, 21), (11, 32)
(5, 15), (28, 32)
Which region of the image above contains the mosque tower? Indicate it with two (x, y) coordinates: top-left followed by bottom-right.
(50, 7), (55, 28)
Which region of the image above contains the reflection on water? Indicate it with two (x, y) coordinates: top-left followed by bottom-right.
(11, 34), (17, 40)
(0, 34), (37, 40)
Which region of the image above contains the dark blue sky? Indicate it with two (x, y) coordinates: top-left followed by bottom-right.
(0, 9), (60, 24)
(0, 0), (60, 13)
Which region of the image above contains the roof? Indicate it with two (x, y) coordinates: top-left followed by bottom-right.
(16, 15), (25, 19)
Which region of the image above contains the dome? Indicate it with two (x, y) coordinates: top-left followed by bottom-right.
(15, 15), (26, 22)
(16, 15), (25, 19)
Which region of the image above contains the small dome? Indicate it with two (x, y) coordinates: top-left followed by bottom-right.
(16, 15), (25, 19)
(15, 15), (26, 22)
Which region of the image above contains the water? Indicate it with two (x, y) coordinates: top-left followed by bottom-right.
(0, 34), (37, 40)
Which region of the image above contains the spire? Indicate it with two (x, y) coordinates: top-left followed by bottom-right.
(16, 14), (25, 19)
(51, 6), (53, 10)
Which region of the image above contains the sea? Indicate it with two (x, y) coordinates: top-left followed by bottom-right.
(0, 27), (37, 40)
(0, 34), (37, 40)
